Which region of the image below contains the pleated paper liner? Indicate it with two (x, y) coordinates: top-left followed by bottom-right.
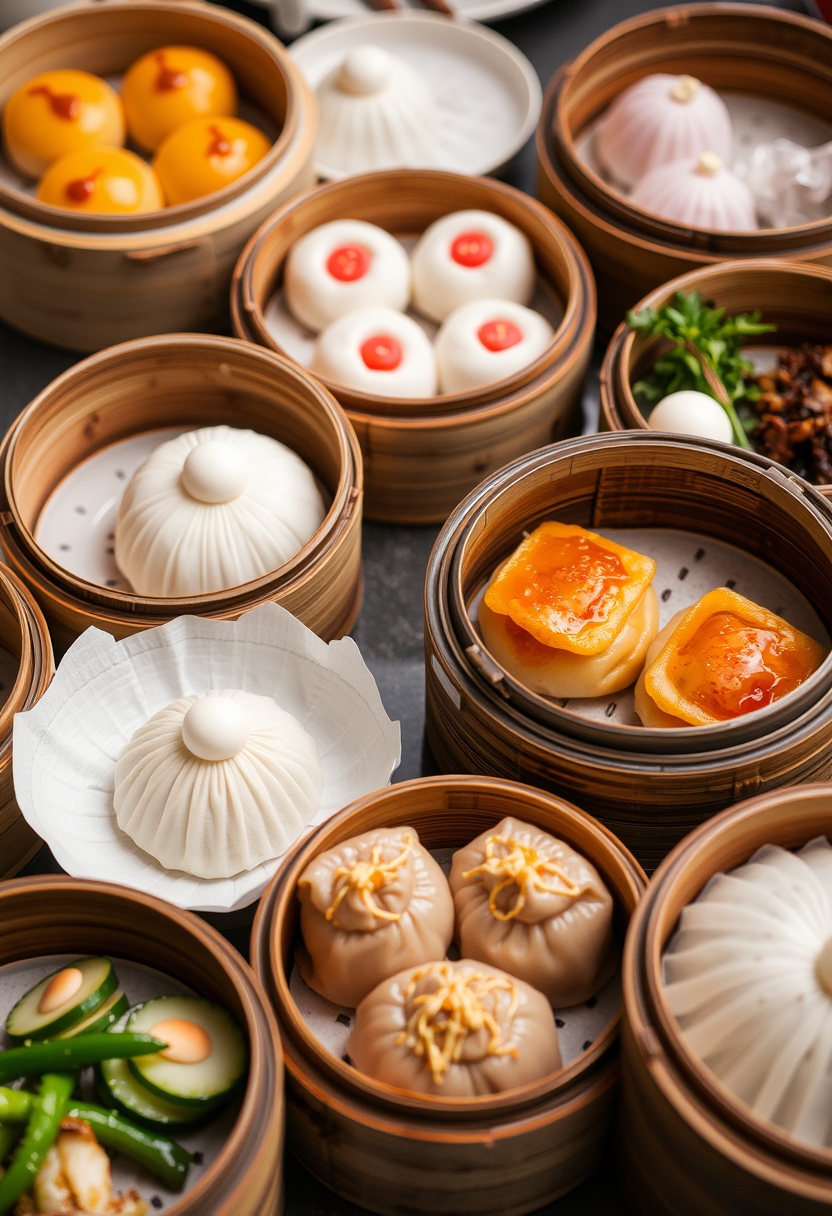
(251, 775), (645, 1216)
(425, 431), (832, 874)
(620, 784), (832, 1215)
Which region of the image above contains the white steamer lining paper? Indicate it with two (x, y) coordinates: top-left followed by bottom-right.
(0, 954), (238, 1213)
(468, 527), (829, 728)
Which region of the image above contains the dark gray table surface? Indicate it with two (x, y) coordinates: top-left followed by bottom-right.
(6, 0), (813, 1208)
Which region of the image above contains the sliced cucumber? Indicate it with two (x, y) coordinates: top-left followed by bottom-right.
(6, 957), (118, 1041)
(56, 989), (129, 1039)
(126, 996), (247, 1107)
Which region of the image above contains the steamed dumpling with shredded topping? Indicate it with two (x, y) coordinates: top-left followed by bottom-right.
(348, 959), (562, 1095)
(297, 826), (454, 1008)
(663, 838), (832, 1148)
(450, 817), (615, 1006)
(114, 425), (326, 597)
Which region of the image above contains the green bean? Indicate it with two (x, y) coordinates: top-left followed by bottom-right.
(67, 1103), (191, 1191)
(0, 1034), (166, 1085)
(0, 1073), (74, 1214)
(0, 1124), (19, 1166)
(0, 1089), (31, 1126)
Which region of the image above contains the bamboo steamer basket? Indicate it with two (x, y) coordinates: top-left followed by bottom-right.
(251, 775), (645, 1216)
(0, 0), (316, 352)
(231, 170), (595, 524)
(619, 783), (832, 1215)
(0, 873), (284, 1216)
(424, 431), (832, 874)
(0, 333), (362, 655)
(0, 564), (53, 879)
(535, 4), (832, 335)
(599, 259), (832, 495)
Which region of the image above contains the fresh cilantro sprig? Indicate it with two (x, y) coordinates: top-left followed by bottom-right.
(626, 290), (776, 450)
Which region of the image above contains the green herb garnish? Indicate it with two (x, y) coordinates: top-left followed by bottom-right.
(626, 290), (776, 449)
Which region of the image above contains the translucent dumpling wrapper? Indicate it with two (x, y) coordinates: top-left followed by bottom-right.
(347, 958), (562, 1096)
(630, 151), (757, 232)
(114, 425), (326, 597)
(450, 817), (616, 1007)
(297, 826), (454, 1007)
(114, 689), (323, 880)
(663, 838), (832, 1148)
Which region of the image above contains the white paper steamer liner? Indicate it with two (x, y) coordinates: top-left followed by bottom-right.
(12, 605), (402, 913)
(0, 953), (237, 1212)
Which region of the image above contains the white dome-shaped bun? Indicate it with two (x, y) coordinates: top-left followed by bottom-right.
(312, 305), (437, 397)
(436, 298), (554, 394)
(114, 425), (326, 598)
(411, 210), (536, 323)
(648, 390), (733, 443)
(114, 689), (323, 880)
(316, 44), (438, 176)
(284, 219), (411, 333)
(596, 73), (733, 190)
(631, 152), (757, 231)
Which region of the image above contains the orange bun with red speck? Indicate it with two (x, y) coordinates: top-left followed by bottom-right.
(3, 70), (124, 178)
(121, 46), (237, 152)
(37, 147), (164, 214)
(153, 116), (270, 205)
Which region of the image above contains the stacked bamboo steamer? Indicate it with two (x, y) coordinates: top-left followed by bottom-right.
(0, 565), (52, 878)
(232, 169), (595, 524)
(425, 431), (832, 874)
(536, 3), (832, 334)
(0, 0), (316, 352)
(620, 784), (832, 1215)
(0, 334), (362, 655)
(0, 874), (285, 1216)
(251, 775), (645, 1216)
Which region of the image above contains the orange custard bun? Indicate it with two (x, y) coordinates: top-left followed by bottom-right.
(634, 587), (828, 729)
(121, 45), (237, 152)
(3, 70), (124, 178)
(154, 116), (270, 205)
(479, 522), (658, 698)
(36, 148), (164, 214)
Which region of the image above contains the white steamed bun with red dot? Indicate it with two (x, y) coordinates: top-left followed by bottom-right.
(411, 210), (536, 323)
(284, 219), (411, 333)
(312, 305), (437, 397)
(436, 299), (554, 393)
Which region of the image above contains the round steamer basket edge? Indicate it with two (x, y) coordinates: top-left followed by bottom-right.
(0, 0), (317, 352)
(535, 3), (832, 336)
(0, 333), (362, 655)
(231, 169), (596, 525)
(250, 774), (646, 1216)
(619, 783), (832, 1215)
(0, 874), (285, 1216)
(424, 431), (832, 874)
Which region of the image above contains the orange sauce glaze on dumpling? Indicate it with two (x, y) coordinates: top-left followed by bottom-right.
(3, 70), (125, 178)
(37, 147), (164, 214)
(153, 116), (270, 205)
(644, 588), (827, 725)
(121, 46), (237, 152)
(483, 522), (657, 655)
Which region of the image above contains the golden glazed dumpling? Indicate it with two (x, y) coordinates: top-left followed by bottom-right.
(37, 147), (164, 214)
(153, 116), (270, 205)
(121, 45), (237, 152)
(3, 70), (125, 178)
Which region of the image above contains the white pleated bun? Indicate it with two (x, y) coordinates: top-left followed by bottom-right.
(436, 298), (554, 393)
(114, 425), (325, 598)
(630, 151), (757, 231)
(312, 305), (437, 397)
(411, 210), (536, 323)
(114, 689), (323, 880)
(284, 219), (411, 333)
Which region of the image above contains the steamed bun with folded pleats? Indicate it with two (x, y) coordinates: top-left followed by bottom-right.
(114, 689), (323, 879)
(114, 425), (325, 597)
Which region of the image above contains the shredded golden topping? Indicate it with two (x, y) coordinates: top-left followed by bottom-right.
(463, 835), (584, 921)
(326, 834), (413, 926)
(396, 963), (519, 1083)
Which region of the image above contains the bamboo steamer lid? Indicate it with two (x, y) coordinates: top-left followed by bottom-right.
(251, 775), (645, 1216)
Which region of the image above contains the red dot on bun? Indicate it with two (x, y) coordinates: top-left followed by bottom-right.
(450, 231), (493, 268)
(327, 244), (371, 282)
(478, 319), (523, 352)
(360, 334), (403, 371)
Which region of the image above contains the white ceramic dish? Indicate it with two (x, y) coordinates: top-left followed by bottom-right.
(289, 12), (542, 180)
